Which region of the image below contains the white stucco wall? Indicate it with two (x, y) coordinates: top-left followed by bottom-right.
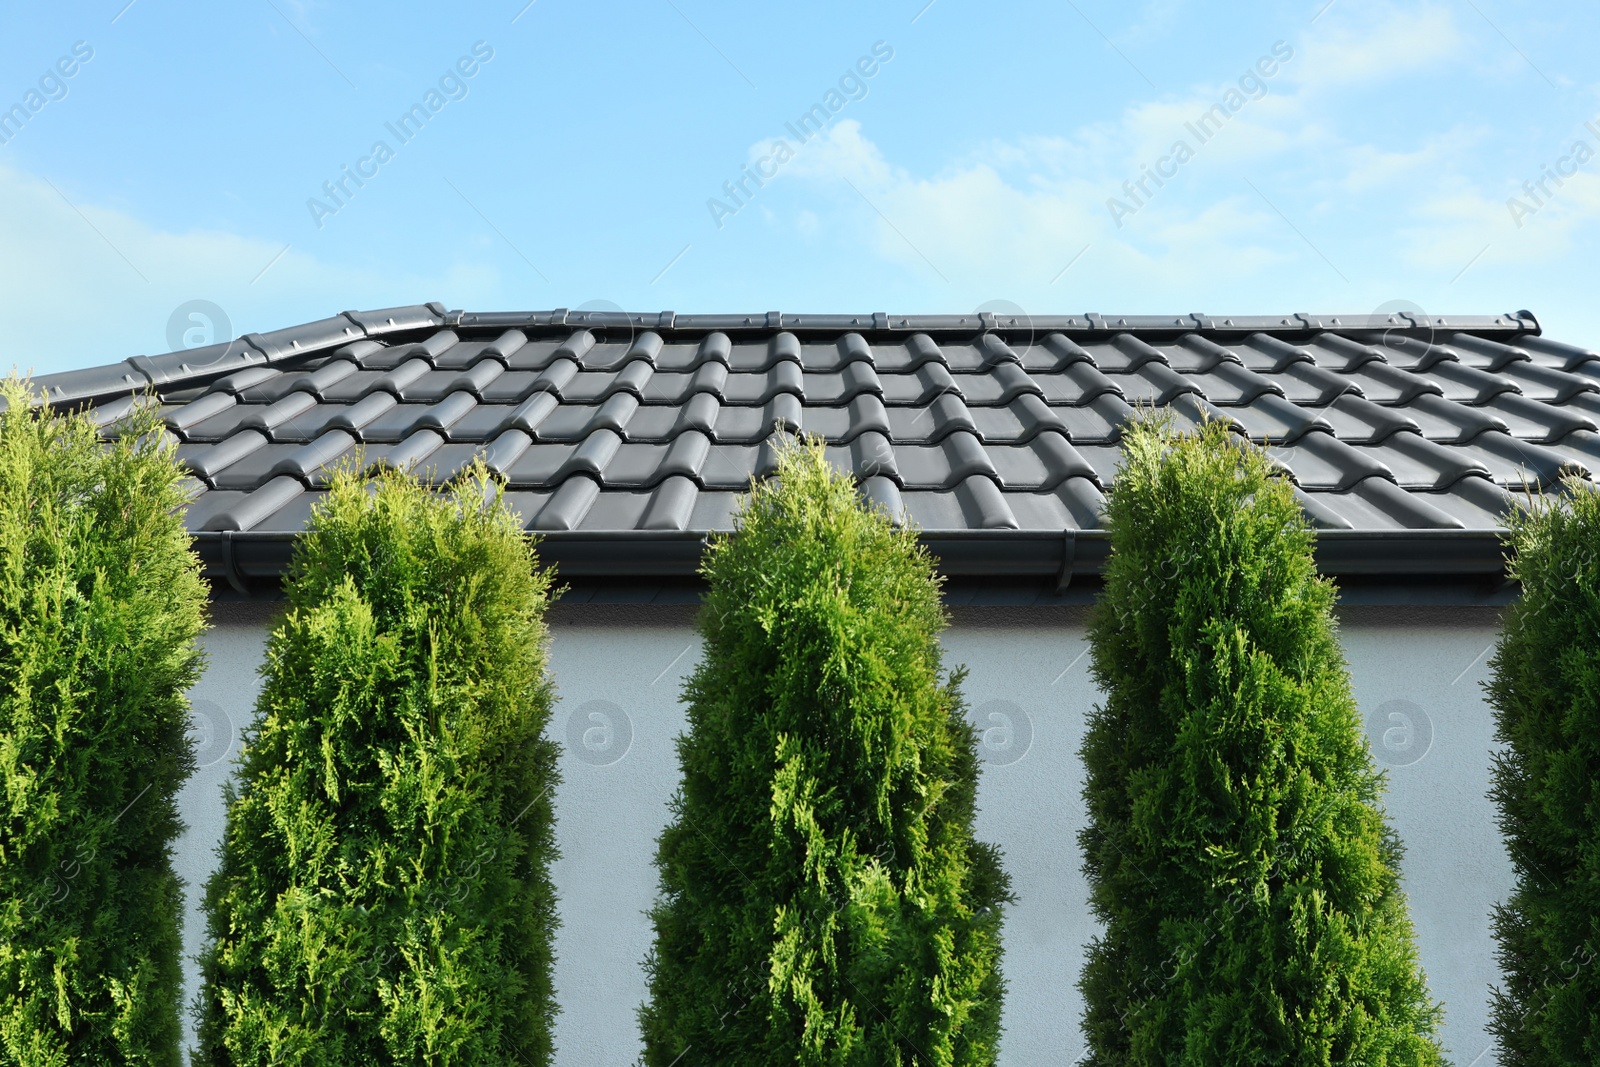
(172, 600), (276, 1057)
(172, 600), (1514, 1066)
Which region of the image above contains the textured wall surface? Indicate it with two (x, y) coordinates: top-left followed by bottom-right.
(171, 599), (277, 1058)
(169, 600), (1514, 1066)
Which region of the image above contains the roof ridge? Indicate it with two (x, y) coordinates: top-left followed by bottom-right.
(29, 304), (1545, 410)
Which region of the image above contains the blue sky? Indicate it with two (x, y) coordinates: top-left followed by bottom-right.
(2, 0), (1597, 375)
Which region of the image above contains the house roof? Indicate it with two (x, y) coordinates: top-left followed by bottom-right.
(34, 304), (1600, 604)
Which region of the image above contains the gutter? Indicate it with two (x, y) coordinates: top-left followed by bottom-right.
(193, 527), (1513, 602)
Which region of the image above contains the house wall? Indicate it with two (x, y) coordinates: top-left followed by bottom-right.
(172, 600), (1513, 1066)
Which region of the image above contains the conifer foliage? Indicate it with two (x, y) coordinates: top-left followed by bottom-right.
(1486, 478), (1600, 1064)
(639, 437), (1011, 1066)
(194, 459), (561, 1065)
(0, 379), (207, 1065)
(1078, 414), (1448, 1065)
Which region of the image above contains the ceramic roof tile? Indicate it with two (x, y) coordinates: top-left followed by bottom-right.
(179, 429), (267, 483)
(1341, 361), (1441, 404)
(956, 475), (1018, 529)
(1054, 394), (1134, 443)
(966, 394), (1069, 444)
(367, 429), (445, 474)
(532, 475), (600, 530)
(1360, 431), (1492, 490)
(1476, 392), (1597, 443)
(711, 398), (797, 444)
(1393, 393), (1510, 443)
(893, 432), (992, 488)
(639, 475), (699, 530)
(1457, 430), (1593, 488)
(1416, 475), (1516, 529)
(181, 488), (249, 533)
(1162, 393), (1238, 436)
(1185, 361), (1283, 405)
(986, 432), (1099, 489)
(41, 306), (1595, 554)
(590, 393), (641, 437)
(502, 391), (559, 436)
(166, 391), (237, 435)
(848, 432), (898, 483)
(1443, 332), (1533, 372)
(1035, 361), (1121, 405)
(1264, 431), (1394, 491)
(1340, 476), (1466, 530)
(859, 475), (908, 525)
(880, 363), (961, 406)
(1552, 429), (1600, 470)
(1498, 361), (1600, 403)
(721, 363), (804, 404)
(441, 402), (515, 442)
(201, 475), (305, 531)
(482, 429), (533, 475)
(1113, 363), (1203, 404)
(1223, 394), (1335, 444)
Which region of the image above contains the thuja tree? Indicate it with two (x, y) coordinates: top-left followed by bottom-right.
(1079, 414), (1448, 1065)
(0, 378), (206, 1064)
(194, 458), (561, 1066)
(639, 437), (1012, 1066)
(1486, 477), (1600, 1064)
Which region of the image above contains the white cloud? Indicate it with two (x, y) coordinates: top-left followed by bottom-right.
(1288, 3), (1466, 93)
(740, 2), (1591, 315)
(1115, 0), (1189, 47)
(1336, 128), (1485, 194)
(0, 164), (497, 376)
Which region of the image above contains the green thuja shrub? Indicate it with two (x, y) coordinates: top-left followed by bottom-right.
(1486, 477), (1600, 1064)
(1078, 414), (1448, 1066)
(0, 378), (207, 1065)
(639, 436), (1012, 1066)
(194, 458), (561, 1066)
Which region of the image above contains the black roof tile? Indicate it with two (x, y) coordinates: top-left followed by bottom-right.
(1223, 394), (1334, 445)
(1398, 393), (1509, 444)
(1460, 430), (1592, 488)
(1264, 431), (1394, 491)
(1362, 431), (1491, 490)
(39, 304), (1599, 589)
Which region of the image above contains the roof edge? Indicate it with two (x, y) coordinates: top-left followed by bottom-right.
(29, 302), (449, 410)
(190, 527), (1511, 597)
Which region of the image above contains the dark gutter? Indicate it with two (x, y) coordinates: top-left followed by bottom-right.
(192, 527), (1512, 603)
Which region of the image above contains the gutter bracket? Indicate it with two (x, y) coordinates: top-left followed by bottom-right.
(1055, 529), (1077, 592)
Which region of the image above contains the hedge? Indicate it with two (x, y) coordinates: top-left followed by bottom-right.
(193, 458), (561, 1065)
(638, 436), (1012, 1066)
(1078, 414), (1447, 1065)
(0, 379), (207, 1065)
(1486, 477), (1600, 1064)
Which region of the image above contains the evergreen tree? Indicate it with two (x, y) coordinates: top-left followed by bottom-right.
(1486, 476), (1600, 1064)
(0, 378), (207, 1065)
(1078, 413), (1448, 1065)
(194, 458), (561, 1065)
(639, 436), (1012, 1066)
